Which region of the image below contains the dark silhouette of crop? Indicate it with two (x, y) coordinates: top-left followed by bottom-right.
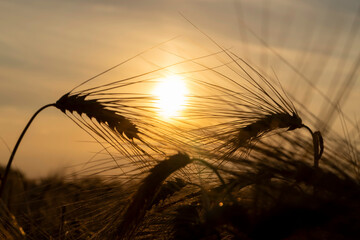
(1, 5), (359, 239)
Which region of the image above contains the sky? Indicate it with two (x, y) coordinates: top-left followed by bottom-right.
(0, 0), (359, 178)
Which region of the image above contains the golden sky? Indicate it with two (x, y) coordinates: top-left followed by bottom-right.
(0, 0), (359, 178)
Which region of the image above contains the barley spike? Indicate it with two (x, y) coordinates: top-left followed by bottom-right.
(55, 93), (139, 140)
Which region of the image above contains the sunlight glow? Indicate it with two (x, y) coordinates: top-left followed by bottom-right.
(153, 75), (189, 118)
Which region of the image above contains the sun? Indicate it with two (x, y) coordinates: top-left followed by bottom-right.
(153, 75), (189, 118)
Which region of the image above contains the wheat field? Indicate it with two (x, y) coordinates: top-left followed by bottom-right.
(1, 1), (360, 239)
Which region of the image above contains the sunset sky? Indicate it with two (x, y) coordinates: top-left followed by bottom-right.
(1, 0), (359, 178)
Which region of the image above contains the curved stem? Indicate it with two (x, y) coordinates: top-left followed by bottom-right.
(302, 124), (321, 169)
(302, 124), (325, 197)
(301, 123), (314, 135)
(0, 103), (56, 199)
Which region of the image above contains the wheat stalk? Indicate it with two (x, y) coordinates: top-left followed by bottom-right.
(1, 42), (204, 198)
(175, 46), (324, 166)
(1, 85), (175, 198)
(175, 17), (325, 166)
(0, 103), (55, 199)
(228, 113), (302, 151)
(0, 82), (155, 198)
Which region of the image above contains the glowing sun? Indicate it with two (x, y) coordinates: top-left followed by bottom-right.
(153, 75), (189, 118)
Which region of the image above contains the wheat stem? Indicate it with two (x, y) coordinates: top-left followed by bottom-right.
(301, 124), (324, 169)
(0, 103), (56, 199)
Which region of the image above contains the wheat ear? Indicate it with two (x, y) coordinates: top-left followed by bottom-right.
(113, 153), (192, 239)
(55, 93), (139, 140)
(234, 113), (302, 147)
(219, 112), (302, 157)
(0, 93), (141, 199)
(224, 112), (323, 168)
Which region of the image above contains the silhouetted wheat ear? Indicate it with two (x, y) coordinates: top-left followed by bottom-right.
(113, 153), (192, 239)
(55, 93), (139, 140)
(230, 113), (303, 151)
